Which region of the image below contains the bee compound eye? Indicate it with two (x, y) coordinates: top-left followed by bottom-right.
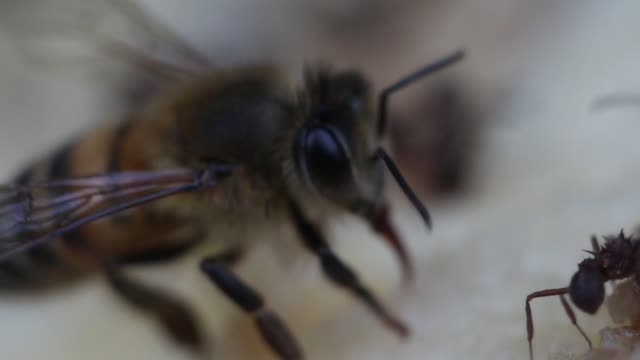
(569, 269), (605, 314)
(297, 126), (352, 190)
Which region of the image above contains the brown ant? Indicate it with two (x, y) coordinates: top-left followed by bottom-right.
(525, 230), (640, 360)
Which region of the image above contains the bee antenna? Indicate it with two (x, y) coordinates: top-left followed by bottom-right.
(376, 148), (432, 230)
(376, 49), (465, 137)
(591, 91), (640, 111)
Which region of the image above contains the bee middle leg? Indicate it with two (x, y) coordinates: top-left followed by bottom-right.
(104, 261), (204, 353)
(200, 256), (304, 360)
(103, 241), (212, 354)
(105, 245), (247, 355)
(288, 200), (409, 337)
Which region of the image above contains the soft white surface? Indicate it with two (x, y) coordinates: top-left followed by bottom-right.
(0, 1), (639, 359)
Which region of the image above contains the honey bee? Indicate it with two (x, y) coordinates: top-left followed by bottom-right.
(0, 1), (464, 359)
(525, 230), (639, 360)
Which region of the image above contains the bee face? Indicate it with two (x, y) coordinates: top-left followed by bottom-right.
(294, 67), (384, 213)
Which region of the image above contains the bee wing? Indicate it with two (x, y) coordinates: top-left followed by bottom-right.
(105, 0), (211, 68)
(0, 0), (207, 111)
(0, 166), (230, 261)
(0, 0), (206, 77)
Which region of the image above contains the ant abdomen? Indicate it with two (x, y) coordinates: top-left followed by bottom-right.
(568, 268), (605, 315)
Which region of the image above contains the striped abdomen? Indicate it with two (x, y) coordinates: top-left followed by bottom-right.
(0, 120), (197, 289)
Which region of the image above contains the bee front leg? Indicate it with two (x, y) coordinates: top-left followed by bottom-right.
(289, 200), (410, 338)
(200, 257), (304, 360)
(104, 263), (204, 354)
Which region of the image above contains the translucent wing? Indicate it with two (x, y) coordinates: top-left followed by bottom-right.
(105, 0), (211, 68)
(2, 0), (209, 63)
(0, 0), (208, 86)
(0, 165), (231, 261)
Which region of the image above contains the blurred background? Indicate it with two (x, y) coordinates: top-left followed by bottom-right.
(0, 0), (640, 359)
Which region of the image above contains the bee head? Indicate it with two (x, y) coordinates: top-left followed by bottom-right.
(293, 51), (463, 227)
(294, 67), (384, 214)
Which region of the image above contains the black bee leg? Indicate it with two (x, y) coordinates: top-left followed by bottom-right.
(104, 261), (204, 354)
(117, 241), (198, 265)
(200, 257), (303, 360)
(206, 246), (246, 267)
(289, 200), (409, 338)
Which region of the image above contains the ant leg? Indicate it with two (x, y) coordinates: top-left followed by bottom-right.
(200, 257), (303, 360)
(289, 200), (409, 338)
(559, 294), (592, 349)
(526, 287), (591, 360)
(104, 262), (204, 353)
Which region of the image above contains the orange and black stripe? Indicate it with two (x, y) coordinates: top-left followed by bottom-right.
(0, 144), (74, 287)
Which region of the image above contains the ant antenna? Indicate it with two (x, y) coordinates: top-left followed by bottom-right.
(377, 49), (465, 137)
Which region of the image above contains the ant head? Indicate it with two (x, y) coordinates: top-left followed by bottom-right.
(568, 263), (605, 314)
